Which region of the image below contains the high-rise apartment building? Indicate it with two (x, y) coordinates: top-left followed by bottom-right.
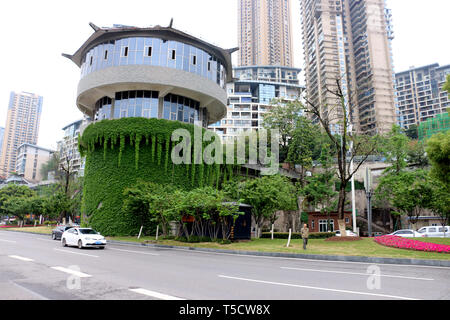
(300, 0), (397, 135)
(209, 65), (303, 142)
(238, 0), (294, 67)
(16, 143), (53, 183)
(395, 63), (450, 128)
(0, 127), (4, 159)
(0, 92), (43, 178)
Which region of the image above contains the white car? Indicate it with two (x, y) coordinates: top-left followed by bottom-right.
(389, 229), (425, 238)
(417, 226), (450, 238)
(335, 230), (358, 237)
(61, 228), (106, 249)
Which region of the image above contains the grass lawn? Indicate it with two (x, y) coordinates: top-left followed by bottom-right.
(107, 236), (450, 261)
(3, 227), (449, 261)
(2, 226), (53, 235)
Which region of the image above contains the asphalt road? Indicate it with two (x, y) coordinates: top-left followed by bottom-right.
(0, 230), (449, 300)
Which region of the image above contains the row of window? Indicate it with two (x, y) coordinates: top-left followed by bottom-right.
(95, 91), (207, 126)
(81, 37), (227, 88)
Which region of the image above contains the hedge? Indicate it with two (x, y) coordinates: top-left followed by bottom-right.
(261, 232), (336, 239)
(79, 118), (238, 236)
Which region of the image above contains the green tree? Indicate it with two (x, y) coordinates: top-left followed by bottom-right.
(240, 175), (297, 238)
(426, 130), (450, 186)
(300, 145), (338, 231)
(443, 74), (450, 94)
(405, 124), (418, 140)
(383, 125), (409, 173)
(407, 140), (429, 168)
(428, 177), (450, 232)
(262, 100), (304, 162)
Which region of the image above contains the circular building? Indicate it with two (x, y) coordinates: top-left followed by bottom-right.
(64, 22), (236, 126)
(63, 23), (236, 235)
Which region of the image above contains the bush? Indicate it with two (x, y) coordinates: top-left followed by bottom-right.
(260, 232), (336, 239)
(174, 236), (212, 243)
(44, 221), (58, 226)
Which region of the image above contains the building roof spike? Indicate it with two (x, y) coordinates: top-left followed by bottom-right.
(169, 18), (173, 28)
(89, 22), (101, 32)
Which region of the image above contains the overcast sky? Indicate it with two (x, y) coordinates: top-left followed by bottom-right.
(0, 0), (448, 150)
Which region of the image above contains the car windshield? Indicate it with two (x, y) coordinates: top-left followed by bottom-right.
(79, 229), (98, 235)
(418, 229), (426, 233)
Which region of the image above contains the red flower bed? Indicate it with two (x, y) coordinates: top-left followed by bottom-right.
(374, 235), (450, 254)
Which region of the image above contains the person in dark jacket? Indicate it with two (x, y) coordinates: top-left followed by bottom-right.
(301, 224), (309, 250)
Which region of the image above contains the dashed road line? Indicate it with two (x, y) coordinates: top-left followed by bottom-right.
(8, 255), (34, 262)
(281, 267), (434, 281)
(51, 266), (92, 278)
(0, 238), (17, 243)
(54, 248), (99, 258)
(218, 275), (420, 300)
(108, 247), (160, 256)
(129, 288), (185, 300)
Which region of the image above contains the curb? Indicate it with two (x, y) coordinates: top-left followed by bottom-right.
(107, 239), (450, 268)
(2, 230), (449, 268)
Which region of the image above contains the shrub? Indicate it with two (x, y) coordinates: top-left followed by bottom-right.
(44, 221), (58, 226)
(260, 232), (336, 239)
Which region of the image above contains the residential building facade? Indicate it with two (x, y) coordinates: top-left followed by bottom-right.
(57, 118), (89, 177)
(300, 0), (397, 135)
(208, 65), (304, 142)
(238, 0), (294, 67)
(16, 143), (53, 183)
(0, 92), (43, 178)
(395, 63), (450, 129)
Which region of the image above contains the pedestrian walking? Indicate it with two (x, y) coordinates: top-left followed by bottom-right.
(301, 223), (309, 250)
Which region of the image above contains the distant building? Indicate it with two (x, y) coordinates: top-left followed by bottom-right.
(208, 65), (304, 142)
(300, 0), (397, 135)
(418, 112), (450, 140)
(16, 143), (54, 183)
(0, 92), (43, 178)
(0, 127), (4, 159)
(57, 118), (89, 178)
(395, 64), (450, 129)
(238, 0), (294, 67)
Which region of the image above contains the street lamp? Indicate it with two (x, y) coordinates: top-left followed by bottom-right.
(366, 189), (373, 237)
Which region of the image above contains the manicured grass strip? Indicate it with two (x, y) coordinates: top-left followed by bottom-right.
(2, 226), (53, 235)
(107, 236), (450, 261)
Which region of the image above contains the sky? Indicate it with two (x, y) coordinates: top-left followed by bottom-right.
(0, 0), (448, 150)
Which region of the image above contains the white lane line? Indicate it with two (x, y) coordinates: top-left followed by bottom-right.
(51, 267), (92, 278)
(8, 255), (34, 262)
(218, 275), (420, 300)
(129, 288), (185, 300)
(53, 248), (99, 258)
(281, 267), (434, 281)
(35, 238), (54, 242)
(108, 248), (160, 256)
(0, 239), (17, 243)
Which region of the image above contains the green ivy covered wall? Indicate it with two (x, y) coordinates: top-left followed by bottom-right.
(79, 118), (232, 236)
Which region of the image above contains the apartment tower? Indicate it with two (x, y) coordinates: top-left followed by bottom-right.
(238, 0), (294, 67)
(300, 0), (397, 135)
(0, 92), (43, 178)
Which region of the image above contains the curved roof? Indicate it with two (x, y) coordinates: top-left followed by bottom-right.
(63, 23), (237, 81)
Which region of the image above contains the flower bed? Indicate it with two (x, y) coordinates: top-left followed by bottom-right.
(374, 235), (450, 254)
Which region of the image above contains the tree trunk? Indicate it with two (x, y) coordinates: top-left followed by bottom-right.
(337, 184), (347, 220)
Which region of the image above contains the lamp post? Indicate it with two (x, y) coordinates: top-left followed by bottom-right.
(366, 189), (373, 237)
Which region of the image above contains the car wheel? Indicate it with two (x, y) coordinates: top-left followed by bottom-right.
(52, 233), (56, 240)
(62, 238), (67, 247)
(99, 246), (105, 250)
(78, 240), (83, 249)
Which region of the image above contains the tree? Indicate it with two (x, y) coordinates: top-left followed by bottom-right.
(405, 124), (418, 140)
(407, 140), (429, 168)
(262, 100), (304, 162)
(0, 185), (35, 221)
(239, 175), (297, 238)
(377, 170), (432, 234)
(443, 74), (450, 94)
(426, 130), (450, 186)
(302, 78), (381, 220)
(299, 145), (338, 231)
(428, 177), (450, 234)
(383, 125), (409, 173)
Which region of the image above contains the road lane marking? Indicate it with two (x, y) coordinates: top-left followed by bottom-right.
(0, 239), (17, 243)
(8, 255), (34, 262)
(108, 248), (160, 256)
(51, 267), (92, 278)
(281, 267), (434, 281)
(218, 275), (420, 300)
(54, 248), (99, 258)
(35, 238), (54, 242)
(129, 288), (185, 300)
